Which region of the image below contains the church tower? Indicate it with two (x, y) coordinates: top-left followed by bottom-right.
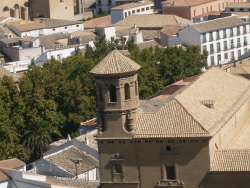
(90, 50), (141, 138)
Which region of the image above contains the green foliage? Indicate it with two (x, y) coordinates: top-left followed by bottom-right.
(0, 35), (207, 162)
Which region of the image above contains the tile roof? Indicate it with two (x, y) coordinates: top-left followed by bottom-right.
(194, 11), (220, 18)
(134, 99), (210, 138)
(45, 146), (99, 175)
(0, 65), (19, 82)
(161, 25), (184, 36)
(162, 0), (217, 7)
(84, 16), (111, 29)
(175, 67), (250, 135)
(7, 20), (47, 31)
(36, 18), (82, 28)
(90, 50), (141, 75)
(114, 14), (191, 28)
(227, 2), (250, 8)
(0, 158), (25, 182)
(115, 25), (136, 36)
(111, 1), (153, 11)
(46, 176), (100, 188)
(134, 67), (250, 138)
(137, 40), (163, 50)
(0, 158), (25, 169)
(191, 16), (247, 33)
(142, 30), (160, 40)
(211, 150), (250, 171)
(71, 30), (96, 42)
(37, 33), (70, 49)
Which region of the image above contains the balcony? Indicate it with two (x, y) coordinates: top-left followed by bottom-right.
(237, 43), (241, 47)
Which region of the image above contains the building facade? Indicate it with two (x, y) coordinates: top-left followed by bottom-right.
(110, 1), (154, 24)
(91, 49), (250, 188)
(0, 0), (29, 20)
(176, 16), (250, 66)
(162, 0), (247, 20)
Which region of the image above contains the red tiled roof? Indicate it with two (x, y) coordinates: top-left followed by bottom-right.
(84, 16), (111, 29)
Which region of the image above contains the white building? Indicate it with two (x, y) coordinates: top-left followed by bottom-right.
(225, 2), (250, 12)
(7, 19), (84, 38)
(110, 1), (154, 24)
(0, 158), (71, 188)
(175, 16), (250, 66)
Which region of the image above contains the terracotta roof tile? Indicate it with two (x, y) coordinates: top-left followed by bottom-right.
(134, 99), (210, 138)
(211, 150), (250, 171)
(111, 1), (153, 10)
(84, 16), (111, 29)
(114, 14), (191, 28)
(191, 16), (247, 33)
(162, 0), (217, 7)
(45, 146), (98, 175)
(90, 50), (141, 75)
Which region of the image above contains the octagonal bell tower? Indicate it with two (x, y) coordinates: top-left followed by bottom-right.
(90, 50), (141, 138)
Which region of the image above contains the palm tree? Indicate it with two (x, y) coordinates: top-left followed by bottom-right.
(23, 118), (54, 160)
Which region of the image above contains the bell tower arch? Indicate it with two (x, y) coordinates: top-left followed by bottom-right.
(90, 50), (141, 138)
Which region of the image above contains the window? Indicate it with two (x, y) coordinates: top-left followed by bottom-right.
(124, 83), (130, 100)
(128, 11), (131, 15)
(224, 53), (228, 60)
(223, 30), (227, 38)
(166, 146), (171, 151)
(142, 8), (145, 11)
(60, 0), (64, 3)
(53, 29), (56, 31)
(137, 9), (140, 13)
(125, 12), (127, 17)
(3, 6), (9, 11)
(217, 54), (221, 63)
(99, 85), (103, 101)
(151, 6), (154, 9)
(202, 34), (206, 43)
(245, 48), (248, 53)
(237, 27), (240, 35)
(114, 164), (122, 174)
(230, 8), (234, 11)
(209, 32), (213, 41)
(244, 36), (247, 45)
(65, 27), (68, 29)
(211, 56), (215, 66)
(240, 8), (244, 12)
(76, 25), (79, 27)
(210, 44), (214, 53)
(132, 10), (135, 13)
(238, 50), (241, 59)
(109, 85), (117, 102)
(231, 39), (234, 48)
(231, 51), (235, 60)
(237, 38), (241, 47)
(203, 45), (207, 52)
(230, 28), (233, 36)
(166, 166), (176, 180)
(224, 41), (228, 50)
(146, 7), (149, 10)
(135, 82), (138, 96)
(217, 42), (220, 51)
(243, 25), (247, 34)
(216, 31), (220, 40)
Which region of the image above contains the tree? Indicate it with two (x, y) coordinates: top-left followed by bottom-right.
(23, 118), (54, 160)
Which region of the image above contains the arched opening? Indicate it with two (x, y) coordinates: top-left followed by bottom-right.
(109, 85), (117, 102)
(98, 84), (103, 101)
(24, 2), (29, 7)
(124, 83), (130, 100)
(3, 6), (9, 12)
(13, 4), (19, 9)
(135, 81), (138, 96)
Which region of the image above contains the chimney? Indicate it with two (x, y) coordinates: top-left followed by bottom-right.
(134, 24), (136, 28)
(85, 137), (89, 145)
(67, 134), (71, 142)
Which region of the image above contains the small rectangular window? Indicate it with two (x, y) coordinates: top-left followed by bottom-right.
(142, 8), (145, 11)
(166, 166), (176, 180)
(151, 6), (154, 9)
(65, 27), (68, 29)
(115, 164), (122, 174)
(146, 7), (149, 10)
(132, 10), (135, 13)
(137, 9), (140, 13)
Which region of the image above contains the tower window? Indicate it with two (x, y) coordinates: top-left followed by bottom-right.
(114, 164), (122, 173)
(109, 85), (117, 102)
(124, 83), (130, 100)
(166, 166), (176, 180)
(135, 82), (138, 96)
(98, 84), (103, 101)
